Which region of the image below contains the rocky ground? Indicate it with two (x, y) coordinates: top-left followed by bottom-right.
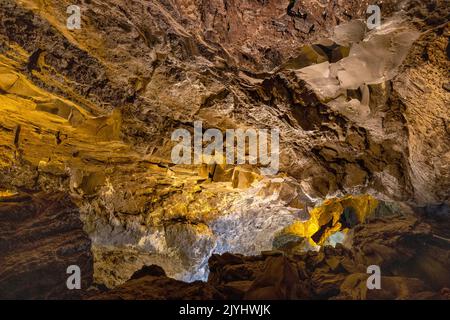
(91, 212), (450, 300)
(0, 0), (449, 299)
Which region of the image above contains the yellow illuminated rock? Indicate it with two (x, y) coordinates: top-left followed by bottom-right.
(279, 195), (379, 246)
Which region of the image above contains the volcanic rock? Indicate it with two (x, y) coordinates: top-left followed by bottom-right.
(0, 192), (93, 299)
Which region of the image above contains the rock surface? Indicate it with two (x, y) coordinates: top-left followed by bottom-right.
(0, 0), (449, 297)
(90, 213), (450, 300)
(0, 192), (93, 299)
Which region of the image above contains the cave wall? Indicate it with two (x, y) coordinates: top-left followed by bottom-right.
(0, 0), (448, 297)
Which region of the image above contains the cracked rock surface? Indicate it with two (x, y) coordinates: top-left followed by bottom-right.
(0, 0), (449, 298)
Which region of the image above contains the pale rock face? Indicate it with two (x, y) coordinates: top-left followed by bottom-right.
(87, 177), (312, 284)
(298, 17), (420, 100)
(211, 178), (311, 256)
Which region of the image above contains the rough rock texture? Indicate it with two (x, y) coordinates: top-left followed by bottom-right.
(0, 192), (93, 299)
(90, 213), (450, 300)
(0, 0), (449, 296)
(91, 264), (224, 300)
